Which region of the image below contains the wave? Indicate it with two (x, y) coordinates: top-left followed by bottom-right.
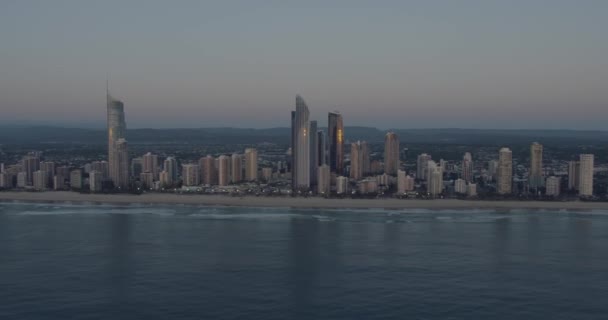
(186, 212), (302, 221)
(14, 207), (176, 216)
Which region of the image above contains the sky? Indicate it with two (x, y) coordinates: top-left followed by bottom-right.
(0, 0), (607, 129)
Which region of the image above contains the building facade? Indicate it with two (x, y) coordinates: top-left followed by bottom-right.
(245, 148), (258, 181)
(113, 139), (130, 189)
(218, 155), (231, 187)
(497, 148), (513, 195)
(384, 132), (400, 176)
(417, 154), (432, 181)
(182, 164), (200, 187)
(461, 152), (474, 183)
(292, 95), (311, 189)
(107, 91), (127, 188)
(426, 160), (443, 196)
(568, 160), (580, 190)
(545, 176), (561, 197)
(328, 111), (344, 175)
(529, 142), (544, 190)
(317, 164), (331, 195)
(579, 154), (594, 197)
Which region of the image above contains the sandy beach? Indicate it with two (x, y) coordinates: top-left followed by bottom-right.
(0, 191), (607, 210)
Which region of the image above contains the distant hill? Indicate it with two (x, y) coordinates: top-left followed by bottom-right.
(1, 126), (607, 146)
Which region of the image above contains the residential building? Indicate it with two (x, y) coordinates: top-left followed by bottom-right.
(497, 148), (513, 195)
(328, 111), (344, 174)
(546, 176), (561, 197)
(579, 154), (594, 197)
(384, 132), (399, 175)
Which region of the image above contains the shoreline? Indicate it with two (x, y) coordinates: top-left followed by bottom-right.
(1, 191), (608, 211)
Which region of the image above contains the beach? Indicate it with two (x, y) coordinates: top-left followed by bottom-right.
(0, 191), (607, 210)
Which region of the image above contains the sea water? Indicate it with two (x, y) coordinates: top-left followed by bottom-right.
(0, 202), (607, 319)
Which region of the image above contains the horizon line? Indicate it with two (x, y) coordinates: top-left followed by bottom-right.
(1, 124), (608, 133)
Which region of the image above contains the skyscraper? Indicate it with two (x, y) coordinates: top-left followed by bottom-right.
(488, 160), (498, 181)
(40, 161), (55, 184)
(181, 164), (200, 187)
(336, 176), (348, 194)
(426, 160), (443, 196)
(0, 172), (10, 189)
(350, 141), (370, 181)
(131, 157), (143, 178)
(317, 130), (326, 166)
(113, 139), (130, 189)
(567, 160), (580, 190)
(529, 142), (543, 190)
(360, 141), (370, 176)
(107, 88), (127, 188)
(497, 148), (513, 195)
(461, 152), (473, 183)
(328, 111), (344, 175)
(545, 176), (561, 197)
(317, 164), (330, 195)
(384, 132), (399, 176)
(309, 120), (318, 185)
(350, 141), (362, 181)
(579, 154), (594, 197)
(142, 152), (159, 180)
(231, 154), (243, 183)
(159, 170), (171, 187)
(397, 170), (407, 194)
(70, 170), (82, 189)
(140, 172), (154, 189)
(163, 157), (178, 183)
(417, 153), (432, 181)
(290, 110), (295, 175)
(21, 155), (40, 186)
(292, 95), (310, 190)
(455, 178), (467, 194)
(201, 155), (216, 185)
(32, 170), (46, 191)
(218, 155), (231, 187)
(91, 161), (109, 179)
(90, 170), (103, 192)
(245, 148), (258, 181)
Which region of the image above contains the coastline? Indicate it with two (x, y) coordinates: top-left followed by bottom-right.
(0, 191), (607, 211)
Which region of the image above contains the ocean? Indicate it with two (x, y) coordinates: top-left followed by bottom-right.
(0, 202), (607, 319)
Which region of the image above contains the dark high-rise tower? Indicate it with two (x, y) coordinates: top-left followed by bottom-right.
(309, 120), (318, 185)
(384, 132), (400, 176)
(317, 130), (326, 166)
(328, 111), (344, 175)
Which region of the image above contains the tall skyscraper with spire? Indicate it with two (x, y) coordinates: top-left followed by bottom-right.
(292, 95), (310, 190)
(328, 111), (344, 175)
(107, 85), (128, 189)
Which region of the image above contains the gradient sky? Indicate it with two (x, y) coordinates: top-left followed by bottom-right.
(1, 0), (607, 129)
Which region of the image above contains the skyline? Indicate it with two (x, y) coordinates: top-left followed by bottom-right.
(1, 1), (608, 129)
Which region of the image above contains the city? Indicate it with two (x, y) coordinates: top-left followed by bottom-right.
(0, 92), (606, 203)
(2, 2), (608, 319)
